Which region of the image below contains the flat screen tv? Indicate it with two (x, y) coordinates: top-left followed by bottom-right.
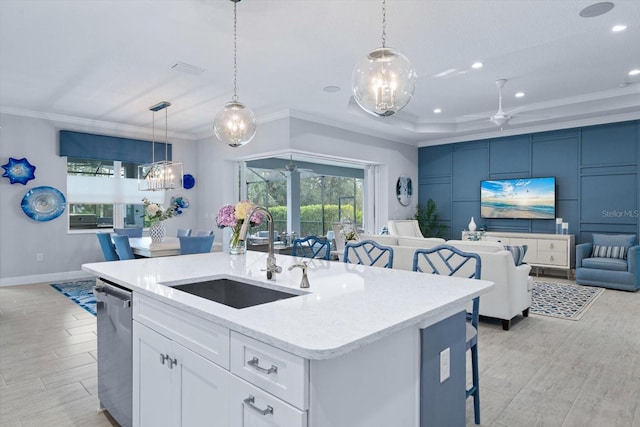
(481, 177), (556, 219)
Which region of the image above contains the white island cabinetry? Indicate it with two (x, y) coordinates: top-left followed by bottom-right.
(83, 251), (493, 426)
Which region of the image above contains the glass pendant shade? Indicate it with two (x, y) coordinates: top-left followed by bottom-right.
(352, 47), (417, 117)
(213, 100), (257, 147)
(138, 161), (183, 191)
(137, 101), (183, 191)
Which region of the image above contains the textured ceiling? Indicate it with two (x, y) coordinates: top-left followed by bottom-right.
(1, 0), (639, 146)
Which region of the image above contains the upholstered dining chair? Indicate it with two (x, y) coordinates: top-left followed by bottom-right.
(179, 235), (215, 255)
(291, 236), (331, 260)
(177, 228), (192, 237)
(343, 239), (394, 268)
(412, 244), (482, 424)
(113, 227), (143, 238)
(112, 235), (136, 260)
(96, 232), (119, 261)
(195, 230), (215, 237)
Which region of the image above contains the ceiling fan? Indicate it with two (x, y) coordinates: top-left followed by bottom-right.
(276, 155), (314, 175)
(462, 79), (536, 129)
(488, 79), (512, 127)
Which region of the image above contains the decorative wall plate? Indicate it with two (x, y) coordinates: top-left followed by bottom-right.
(2, 157), (37, 185)
(21, 186), (66, 222)
(396, 175), (412, 206)
(183, 173), (195, 189)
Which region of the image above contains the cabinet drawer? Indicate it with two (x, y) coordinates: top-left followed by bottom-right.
(539, 239), (567, 253)
(537, 250), (568, 266)
(230, 332), (309, 410)
(229, 374), (307, 427)
(134, 294), (230, 369)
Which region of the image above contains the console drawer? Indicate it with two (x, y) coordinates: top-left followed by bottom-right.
(539, 239), (567, 253)
(230, 331), (309, 410)
(537, 250), (567, 266)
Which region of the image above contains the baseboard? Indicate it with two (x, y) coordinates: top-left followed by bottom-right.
(0, 270), (95, 287)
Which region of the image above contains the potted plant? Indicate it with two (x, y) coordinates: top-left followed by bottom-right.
(414, 198), (447, 238)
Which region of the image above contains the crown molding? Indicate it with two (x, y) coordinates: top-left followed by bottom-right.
(0, 106), (198, 141)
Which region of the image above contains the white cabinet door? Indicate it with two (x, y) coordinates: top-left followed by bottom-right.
(133, 321), (173, 427)
(175, 342), (230, 427)
(134, 321), (230, 427)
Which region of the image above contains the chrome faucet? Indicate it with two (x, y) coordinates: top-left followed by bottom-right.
(288, 261), (310, 288)
(238, 206), (282, 280)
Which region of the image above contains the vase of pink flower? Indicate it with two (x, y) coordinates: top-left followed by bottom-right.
(216, 201), (263, 254)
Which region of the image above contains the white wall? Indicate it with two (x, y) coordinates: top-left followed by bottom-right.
(0, 112), (197, 285)
(1, 113), (416, 284)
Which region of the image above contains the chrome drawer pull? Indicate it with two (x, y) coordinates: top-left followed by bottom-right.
(248, 357), (278, 374)
(168, 357), (177, 369)
(160, 353), (168, 365)
(243, 395), (274, 416)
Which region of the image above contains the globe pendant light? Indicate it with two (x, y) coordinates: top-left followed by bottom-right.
(138, 101), (183, 191)
(352, 0), (417, 117)
(214, 0), (256, 147)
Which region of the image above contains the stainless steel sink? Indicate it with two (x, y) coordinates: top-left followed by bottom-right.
(172, 278), (301, 309)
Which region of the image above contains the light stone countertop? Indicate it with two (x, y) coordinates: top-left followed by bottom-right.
(82, 251), (493, 360)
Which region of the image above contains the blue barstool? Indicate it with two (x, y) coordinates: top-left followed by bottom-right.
(291, 236), (331, 260)
(413, 244), (482, 424)
(343, 239), (394, 268)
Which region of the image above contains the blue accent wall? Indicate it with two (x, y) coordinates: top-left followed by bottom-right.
(418, 120), (639, 243)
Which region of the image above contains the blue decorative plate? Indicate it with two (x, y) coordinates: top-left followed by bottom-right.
(2, 157), (37, 185)
(183, 173), (195, 189)
(21, 186), (66, 222)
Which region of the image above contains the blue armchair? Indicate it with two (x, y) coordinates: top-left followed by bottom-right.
(576, 234), (639, 292)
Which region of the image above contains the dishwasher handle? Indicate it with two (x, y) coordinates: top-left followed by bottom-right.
(94, 283), (132, 308)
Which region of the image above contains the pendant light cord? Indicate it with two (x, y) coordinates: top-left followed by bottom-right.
(164, 107), (169, 162)
(232, 0), (238, 101)
(381, 0), (387, 48)
(151, 111), (155, 163)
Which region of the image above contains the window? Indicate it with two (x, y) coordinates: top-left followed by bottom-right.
(66, 158), (147, 231)
(245, 164), (363, 238)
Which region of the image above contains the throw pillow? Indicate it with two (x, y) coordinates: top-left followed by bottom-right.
(504, 245), (528, 266)
(591, 234), (635, 260)
(591, 245), (628, 260)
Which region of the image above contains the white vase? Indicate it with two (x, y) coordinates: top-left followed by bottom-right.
(468, 217), (477, 232)
(149, 221), (166, 243)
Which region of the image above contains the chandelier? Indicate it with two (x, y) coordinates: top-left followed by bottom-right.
(213, 0), (257, 147)
(137, 101), (183, 191)
(352, 0), (417, 117)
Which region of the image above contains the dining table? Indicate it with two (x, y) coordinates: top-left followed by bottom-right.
(127, 236), (223, 258)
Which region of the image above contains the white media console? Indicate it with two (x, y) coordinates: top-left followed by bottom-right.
(462, 231), (575, 278)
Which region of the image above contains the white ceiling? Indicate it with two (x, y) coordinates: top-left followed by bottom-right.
(1, 0), (639, 146)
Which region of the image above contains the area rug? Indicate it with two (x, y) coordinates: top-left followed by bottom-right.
(50, 279), (97, 316)
(530, 280), (604, 320)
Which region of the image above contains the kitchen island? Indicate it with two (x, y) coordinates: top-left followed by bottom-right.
(83, 250), (493, 427)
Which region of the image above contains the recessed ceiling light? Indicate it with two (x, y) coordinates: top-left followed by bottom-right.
(433, 108), (442, 114)
(471, 62), (483, 69)
(515, 92), (525, 98)
(323, 85), (341, 93)
(629, 69), (640, 76)
(579, 2), (614, 18)
(611, 24), (627, 32)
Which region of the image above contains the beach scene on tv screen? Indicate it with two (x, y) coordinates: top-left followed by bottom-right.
(481, 178), (556, 219)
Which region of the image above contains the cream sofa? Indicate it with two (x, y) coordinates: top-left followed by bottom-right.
(359, 235), (532, 330)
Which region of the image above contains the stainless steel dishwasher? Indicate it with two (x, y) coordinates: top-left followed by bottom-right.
(94, 278), (132, 427)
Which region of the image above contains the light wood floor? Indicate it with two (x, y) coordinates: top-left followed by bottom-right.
(1, 279), (639, 427)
